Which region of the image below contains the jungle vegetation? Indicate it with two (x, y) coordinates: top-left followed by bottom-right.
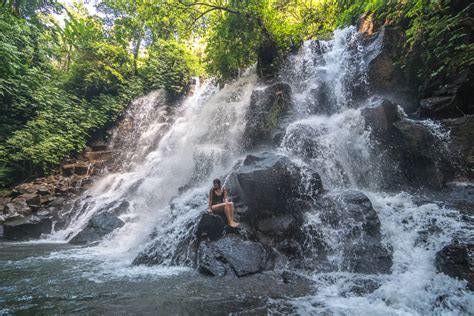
(0, 0), (472, 186)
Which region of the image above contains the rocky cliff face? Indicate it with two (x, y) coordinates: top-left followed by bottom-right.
(0, 175), (91, 240)
(359, 16), (473, 120)
(359, 20), (473, 186)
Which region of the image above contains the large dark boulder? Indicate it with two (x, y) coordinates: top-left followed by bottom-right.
(226, 152), (323, 220)
(69, 211), (125, 245)
(362, 110), (450, 190)
(362, 99), (471, 188)
(256, 215), (298, 238)
(242, 83), (293, 148)
(66, 199), (129, 245)
(436, 243), (474, 290)
(300, 191), (392, 274)
(133, 151), (323, 274)
(3, 215), (52, 240)
(196, 212), (227, 241)
(197, 235), (275, 277)
(361, 98), (402, 137)
(255, 214), (304, 263)
(132, 209), (256, 268)
(392, 119), (450, 189)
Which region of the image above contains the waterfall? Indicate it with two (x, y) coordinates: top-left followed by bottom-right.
(50, 73), (258, 263)
(273, 27), (474, 314)
(48, 26), (473, 314)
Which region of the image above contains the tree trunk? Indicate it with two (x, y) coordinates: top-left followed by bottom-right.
(133, 33), (142, 76)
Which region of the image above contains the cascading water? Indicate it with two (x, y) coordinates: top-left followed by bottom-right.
(271, 26), (474, 314)
(105, 89), (175, 172)
(49, 73), (258, 265)
(6, 26), (471, 315)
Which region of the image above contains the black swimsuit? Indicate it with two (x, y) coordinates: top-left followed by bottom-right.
(211, 188), (225, 205)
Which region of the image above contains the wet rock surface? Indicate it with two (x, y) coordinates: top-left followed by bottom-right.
(365, 107), (473, 189)
(392, 119), (449, 189)
(435, 243), (474, 290)
(441, 116), (474, 180)
(362, 99), (453, 190)
(361, 98), (402, 136)
(69, 212), (125, 245)
(0, 174), (93, 240)
(3, 215), (52, 240)
(61, 199), (130, 245)
(198, 235), (275, 277)
(300, 191), (393, 274)
(226, 152), (323, 218)
(366, 26), (418, 113)
(196, 213), (227, 241)
(242, 82), (293, 148)
(133, 152), (392, 278)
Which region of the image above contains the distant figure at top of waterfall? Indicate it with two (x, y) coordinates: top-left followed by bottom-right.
(208, 178), (240, 228)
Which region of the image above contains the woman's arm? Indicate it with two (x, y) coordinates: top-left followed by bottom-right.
(208, 189), (213, 212)
(223, 187), (229, 203)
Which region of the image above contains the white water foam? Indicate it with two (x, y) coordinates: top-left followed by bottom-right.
(274, 26), (474, 314)
(48, 73), (258, 273)
(280, 109), (372, 189)
(280, 192), (474, 315)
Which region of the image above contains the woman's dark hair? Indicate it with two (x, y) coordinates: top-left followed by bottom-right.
(213, 178), (221, 187)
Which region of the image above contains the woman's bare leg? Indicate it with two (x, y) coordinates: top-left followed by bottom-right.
(228, 202), (239, 227)
(224, 203), (234, 226)
(212, 203), (233, 226)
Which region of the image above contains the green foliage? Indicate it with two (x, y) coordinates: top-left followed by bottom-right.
(0, 0), (60, 18)
(405, 1), (474, 80)
(1, 0), (471, 186)
(54, 8), (132, 99)
(336, 0), (392, 26)
(141, 40), (200, 95)
(335, 0), (473, 81)
(198, 0), (471, 83)
(204, 10), (262, 79)
(0, 2), (171, 186)
(0, 10), (45, 141)
(0, 78), (144, 184)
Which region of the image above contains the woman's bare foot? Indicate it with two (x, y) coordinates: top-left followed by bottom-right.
(229, 221), (240, 228)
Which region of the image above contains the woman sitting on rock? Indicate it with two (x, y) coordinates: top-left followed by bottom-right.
(208, 178), (239, 227)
